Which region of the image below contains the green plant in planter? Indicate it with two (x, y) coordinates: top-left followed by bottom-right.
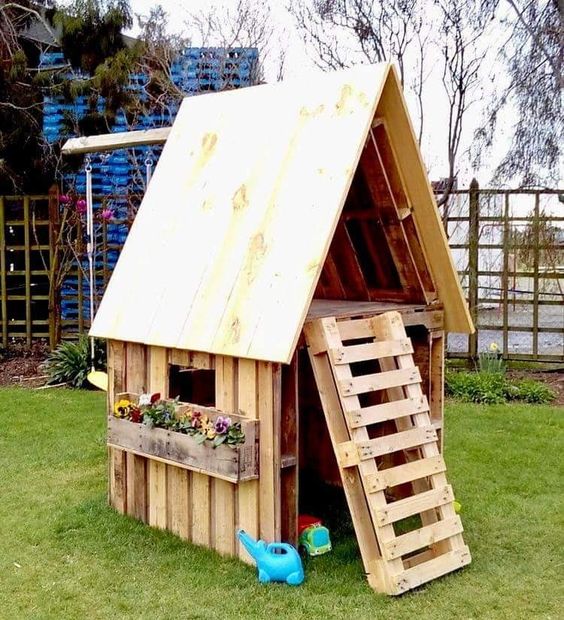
(42, 337), (106, 388)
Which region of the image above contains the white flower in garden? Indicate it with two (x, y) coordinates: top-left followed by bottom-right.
(139, 393), (151, 406)
(489, 342), (499, 352)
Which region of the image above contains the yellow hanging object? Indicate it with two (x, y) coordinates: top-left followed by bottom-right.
(88, 370), (108, 391)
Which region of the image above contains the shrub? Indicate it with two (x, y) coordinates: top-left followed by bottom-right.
(446, 371), (557, 405)
(510, 379), (556, 404)
(445, 370), (508, 404)
(41, 337), (106, 388)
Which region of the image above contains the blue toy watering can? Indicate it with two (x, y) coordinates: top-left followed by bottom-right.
(237, 529), (304, 586)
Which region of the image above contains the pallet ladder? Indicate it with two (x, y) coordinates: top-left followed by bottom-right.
(304, 311), (470, 595)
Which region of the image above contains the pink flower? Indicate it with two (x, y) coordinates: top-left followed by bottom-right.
(59, 194), (70, 205)
(101, 207), (114, 220)
(76, 199), (87, 214)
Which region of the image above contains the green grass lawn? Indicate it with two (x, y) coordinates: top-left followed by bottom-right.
(1, 388), (562, 619)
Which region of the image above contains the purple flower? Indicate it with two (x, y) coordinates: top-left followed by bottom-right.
(59, 194), (71, 205)
(214, 416), (232, 435)
(76, 199), (87, 214)
(101, 207), (114, 220)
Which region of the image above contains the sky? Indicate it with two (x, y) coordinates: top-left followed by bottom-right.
(124, 0), (491, 188)
(120, 0), (559, 201)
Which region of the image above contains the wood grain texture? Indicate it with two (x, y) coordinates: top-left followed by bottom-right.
(212, 356), (237, 556)
(374, 67), (473, 333)
(90, 64), (471, 361)
(62, 127), (171, 154)
(236, 358), (260, 562)
(148, 459), (167, 529)
(258, 362), (281, 541)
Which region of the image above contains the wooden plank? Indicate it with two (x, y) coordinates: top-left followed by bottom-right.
(329, 221), (369, 299)
(148, 460), (167, 529)
(258, 361), (281, 542)
(126, 452), (147, 522)
(108, 416), (258, 483)
(356, 426), (437, 460)
(23, 196), (31, 346)
(348, 396), (429, 428)
(371, 311), (468, 555)
(339, 367), (421, 396)
(147, 346), (168, 395)
(374, 485), (454, 526)
(191, 473), (211, 546)
(359, 136), (426, 301)
(108, 340), (126, 413)
(213, 355), (237, 556)
(304, 321), (388, 592)
(383, 516), (463, 560)
(316, 317), (404, 591)
(365, 456), (446, 492)
(532, 193), (540, 359)
(306, 299), (429, 322)
(237, 358), (259, 561)
(281, 353), (299, 545)
(213, 479), (236, 555)
(430, 332), (444, 451)
(330, 338), (413, 364)
(375, 67), (473, 333)
(393, 547), (471, 594)
(373, 122), (436, 296)
(61, 127), (171, 154)
(90, 64), (402, 363)
(169, 348), (191, 367)
(167, 465), (190, 539)
(109, 447), (127, 514)
(336, 311), (443, 342)
(126, 342), (146, 393)
(0, 196), (8, 347)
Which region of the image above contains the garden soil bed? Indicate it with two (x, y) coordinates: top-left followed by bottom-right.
(0, 342), (48, 387)
(506, 370), (564, 406)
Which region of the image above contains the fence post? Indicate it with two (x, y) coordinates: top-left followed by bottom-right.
(48, 185), (61, 349)
(468, 178), (479, 360)
(0, 196), (6, 348)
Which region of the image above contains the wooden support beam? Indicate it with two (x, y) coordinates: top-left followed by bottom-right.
(61, 127), (172, 155)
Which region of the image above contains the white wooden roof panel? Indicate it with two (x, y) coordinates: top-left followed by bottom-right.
(90, 62), (473, 361)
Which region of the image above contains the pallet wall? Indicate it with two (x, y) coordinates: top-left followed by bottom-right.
(107, 340), (294, 561)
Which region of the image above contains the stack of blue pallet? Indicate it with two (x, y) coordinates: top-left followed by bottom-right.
(41, 47), (258, 328)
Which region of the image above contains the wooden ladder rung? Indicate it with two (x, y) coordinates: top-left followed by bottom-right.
(374, 485), (454, 526)
(365, 455), (446, 492)
(393, 546), (471, 594)
(330, 338), (413, 364)
(348, 396), (429, 428)
(339, 367), (421, 396)
(383, 516), (464, 560)
(357, 426), (437, 460)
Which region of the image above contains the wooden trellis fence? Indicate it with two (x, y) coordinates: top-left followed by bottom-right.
(1, 185), (562, 363)
(439, 182), (563, 363)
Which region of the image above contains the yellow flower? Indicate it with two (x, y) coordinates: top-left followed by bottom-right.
(489, 342), (499, 352)
(206, 428), (217, 440)
(113, 399), (131, 417)
(201, 420), (212, 433)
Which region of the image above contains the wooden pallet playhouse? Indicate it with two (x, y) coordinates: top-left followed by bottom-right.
(79, 63), (473, 595)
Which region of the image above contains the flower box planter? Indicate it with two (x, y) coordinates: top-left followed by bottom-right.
(107, 394), (259, 483)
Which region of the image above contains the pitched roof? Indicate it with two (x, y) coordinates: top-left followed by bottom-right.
(90, 63), (472, 362)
